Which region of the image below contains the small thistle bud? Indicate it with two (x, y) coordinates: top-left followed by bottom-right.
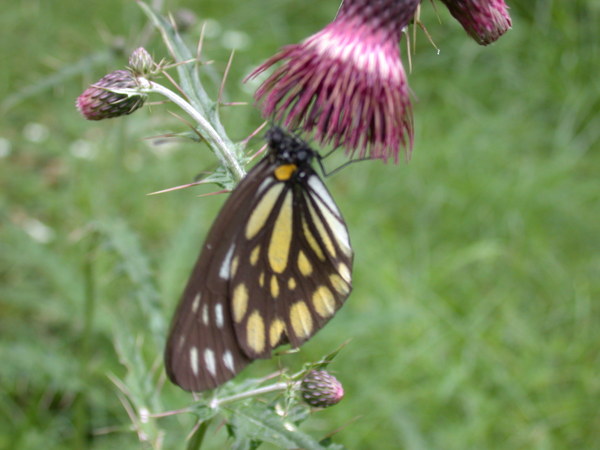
(300, 370), (344, 408)
(128, 47), (155, 76)
(440, 0), (512, 45)
(248, 0), (420, 163)
(76, 70), (146, 121)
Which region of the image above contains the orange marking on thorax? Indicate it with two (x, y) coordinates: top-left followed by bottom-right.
(274, 164), (297, 181)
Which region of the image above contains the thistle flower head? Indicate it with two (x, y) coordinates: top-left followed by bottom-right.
(76, 70), (146, 121)
(440, 0), (512, 45)
(300, 370), (344, 408)
(249, 0), (421, 163)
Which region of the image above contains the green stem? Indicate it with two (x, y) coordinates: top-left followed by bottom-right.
(73, 232), (98, 447)
(137, 79), (246, 182)
(210, 381), (299, 409)
(186, 419), (210, 450)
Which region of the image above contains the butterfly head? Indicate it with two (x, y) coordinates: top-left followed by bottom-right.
(266, 126), (317, 183)
(267, 127), (315, 164)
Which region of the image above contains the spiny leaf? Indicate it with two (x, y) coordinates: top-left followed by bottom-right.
(227, 403), (331, 450)
(311, 340), (350, 371)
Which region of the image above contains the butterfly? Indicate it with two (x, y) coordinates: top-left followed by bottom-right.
(165, 127), (353, 392)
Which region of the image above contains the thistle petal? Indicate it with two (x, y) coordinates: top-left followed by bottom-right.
(249, 0), (420, 162)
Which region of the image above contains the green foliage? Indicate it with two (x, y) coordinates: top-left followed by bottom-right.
(227, 404), (322, 450)
(1, 0), (599, 448)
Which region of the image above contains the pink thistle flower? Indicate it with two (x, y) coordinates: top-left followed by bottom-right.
(440, 0), (512, 45)
(76, 70), (146, 121)
(248, 0), (420, 163)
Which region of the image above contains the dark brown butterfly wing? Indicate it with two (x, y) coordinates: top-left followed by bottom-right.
(165, 136), (353, 392)
(164, 159), (273, 391)
(229, 172), (352, 359)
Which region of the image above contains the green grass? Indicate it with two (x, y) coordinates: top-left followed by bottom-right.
(1, 0), (599, 448)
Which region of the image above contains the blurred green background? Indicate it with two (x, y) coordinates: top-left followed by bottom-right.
(1, 0), (599, 448)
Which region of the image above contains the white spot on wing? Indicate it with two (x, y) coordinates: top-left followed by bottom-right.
(192, 293), (201, 313)
(310, 191), (351, 255)
(256, 177), (273, 196)
(190, 347), (199, 375)
(308, 176), (340, 216)
(202, 304), (209, 325)
(204, 349), (216, 376)
(223, 350), (235, 372)
(219, 244), (235, 279)
(215, 303), (224, 328)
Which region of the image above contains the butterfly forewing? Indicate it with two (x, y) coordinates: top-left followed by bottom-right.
(164, 128), (353, 392)
(229, 172), (353, 358)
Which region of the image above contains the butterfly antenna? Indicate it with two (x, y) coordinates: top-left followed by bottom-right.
(322, 157), (373, 177)
(319, 146), (339, 160)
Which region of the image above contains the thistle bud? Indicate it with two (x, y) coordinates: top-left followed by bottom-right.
(440, 0), (512, 45)
(76, 70), (146, 121)
(300, 370), (344, 408)
(128, 47), (155, 76)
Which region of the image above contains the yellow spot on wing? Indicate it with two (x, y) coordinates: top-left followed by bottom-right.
(314, 194), (352, 257)
(274, 164), (297, 181)
(338, 262), (352, 283)
(329, 274), (350, 296)
(307, 201), (336, 258)
(290, 301), (313, 339)
(270, 275), (280, 298)
(246, 311), (266, 354)
(288, 277), (297, 290)
(259, 271), (265, 287)
(232, 284), (248, 323)
(297, 250), (313, 276)
(246, 183), (283, 240)
(250, 245), (260, 265)
(269, 318), (286, 347)
(312, 285), (336, 318)
(268, 191), (293, 273)
(231, 255), (239, 276)
(302, 217), (325, 261)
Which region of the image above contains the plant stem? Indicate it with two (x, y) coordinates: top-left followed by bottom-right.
(74, 232), (98, 448)
(137, 78), (246, 183)
(210, 381), (299, 409)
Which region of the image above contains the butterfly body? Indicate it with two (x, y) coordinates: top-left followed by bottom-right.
(165, 128), (353, 392)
